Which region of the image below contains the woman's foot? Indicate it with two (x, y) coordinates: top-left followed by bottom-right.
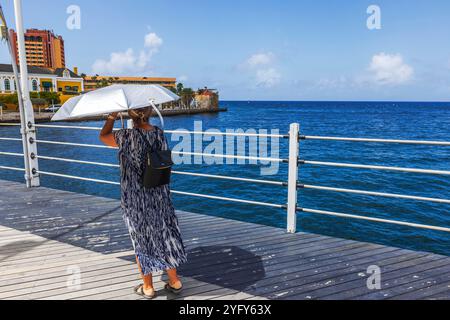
(169, 280), (182, 290)
(134, 284), (157, 299)
(165, 280), (183, 294)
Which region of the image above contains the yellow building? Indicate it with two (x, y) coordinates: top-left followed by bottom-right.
(84, 75), (176, 91)
(0, 64), (83, 104)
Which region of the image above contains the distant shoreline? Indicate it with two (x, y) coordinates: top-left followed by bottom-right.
(0, 107), (228, 123)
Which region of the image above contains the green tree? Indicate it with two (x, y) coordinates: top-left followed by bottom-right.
(35, 92), (61, 105)
(176, 83), (184, 95)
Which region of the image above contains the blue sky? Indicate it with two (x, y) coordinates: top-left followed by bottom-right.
(0, 0), (449, 101)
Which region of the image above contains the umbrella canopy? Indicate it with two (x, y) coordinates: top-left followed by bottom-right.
(51, 84), (180, 121)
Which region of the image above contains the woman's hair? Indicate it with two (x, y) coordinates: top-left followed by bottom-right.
(128, 107), (152, 126)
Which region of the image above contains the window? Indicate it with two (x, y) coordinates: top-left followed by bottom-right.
(63, 70), (70, 78)
(32, 80), (38, 92)
(4, 79), (10, 91)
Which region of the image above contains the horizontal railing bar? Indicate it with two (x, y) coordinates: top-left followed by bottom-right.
(37, 155), (119, 168)
(37, 171), (120, 185)
(172, 190), (285, 209)
(35, 155), (286, 186)
(0, 152), (24, 157)
(302, 135), (450, 146)
(34, 124), (116, 131)
(8, 123), (449, 144)
(0, 137), (22, 142)
(33, 124), (287, 138)
(165, 130), (288, 139)
(298, 207), (450, 233)
(301, 160), (450, 176)
(172, 171), (286, 186)
(36, 140), (117, 149)
(0, 123), (20, 127)
(36, 170), (284, 209)
(35, 140), (285, 163)
(0, 165), (25, 172)
(299, 184), (450, 204)
(173, 151), (286, 163)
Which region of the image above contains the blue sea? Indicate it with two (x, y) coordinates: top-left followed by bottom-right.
(1, 101), (450, 256)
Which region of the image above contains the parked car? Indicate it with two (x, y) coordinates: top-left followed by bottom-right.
(44, 105), (62, 113)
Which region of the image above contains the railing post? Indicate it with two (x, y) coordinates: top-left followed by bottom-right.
(287, 123), (300, 233)
(14, 0), (40, 187)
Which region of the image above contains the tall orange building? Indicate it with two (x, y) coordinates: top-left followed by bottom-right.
(10, 29), (66, 69)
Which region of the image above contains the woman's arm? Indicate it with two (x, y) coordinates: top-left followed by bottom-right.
(99, 112), (119, 147)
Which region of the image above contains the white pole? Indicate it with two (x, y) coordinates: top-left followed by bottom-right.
(13, 0), (40, 187)
(0, 4), (32, 187)
(287, 123), (300, 233)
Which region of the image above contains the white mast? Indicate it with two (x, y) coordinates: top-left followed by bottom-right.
(13, 0), (40, 187)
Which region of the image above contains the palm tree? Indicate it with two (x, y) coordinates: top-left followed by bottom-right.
(176, 83), (184, 95)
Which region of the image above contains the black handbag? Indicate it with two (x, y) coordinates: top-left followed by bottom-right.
(137, 129), (174, 188)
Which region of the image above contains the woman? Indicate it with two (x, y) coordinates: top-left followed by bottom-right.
(100, 107), (187, 299)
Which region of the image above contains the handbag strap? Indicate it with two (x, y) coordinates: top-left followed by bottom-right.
(136, 127), (167, 152)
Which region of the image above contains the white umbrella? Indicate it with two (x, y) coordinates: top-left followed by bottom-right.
(51, 84), (180, 123)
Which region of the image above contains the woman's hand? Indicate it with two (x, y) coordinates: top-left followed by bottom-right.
(100, 112), (120, 147)
(107, 112), (119, 120)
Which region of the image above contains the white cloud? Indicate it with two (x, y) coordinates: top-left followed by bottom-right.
(144, 33), (163, 50)
(240, 52), (281, 88)
(245, 52), (275, 68)
(92, 32), (162, 75)
(256, 68), (281, 88)
(368, 53), (414, 85)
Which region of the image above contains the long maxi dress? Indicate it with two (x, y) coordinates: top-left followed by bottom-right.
(114, 127), (187, 275)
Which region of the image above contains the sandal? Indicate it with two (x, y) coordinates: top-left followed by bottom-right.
(165, 281), (183, 295)
(134, 284), (157, 300)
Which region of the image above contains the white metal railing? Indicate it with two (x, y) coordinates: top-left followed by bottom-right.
(296, 134), (450, 233)
(0, 122), (293, 227)
(1, 122), (450, 235)
(299, 160), (450, 176)
(301, 135), (450, 146)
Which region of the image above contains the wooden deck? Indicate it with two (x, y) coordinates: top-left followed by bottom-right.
(0, 179), (449, 300)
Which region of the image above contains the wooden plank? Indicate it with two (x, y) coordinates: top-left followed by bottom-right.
(318, 256), (450, 300)
(283, 255), (449, 300)
(354, 264), (450, 300)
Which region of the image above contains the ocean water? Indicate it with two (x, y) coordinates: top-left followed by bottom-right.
(1, 101), (449, 256)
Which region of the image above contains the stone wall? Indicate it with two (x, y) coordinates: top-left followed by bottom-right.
(194, 93), (219, 110)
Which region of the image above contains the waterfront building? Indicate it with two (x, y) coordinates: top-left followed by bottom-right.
(0, 64), (83, 104)
(83, 75), (177, 91)
(195, 87), (219, 110)
(9, 29), (66, 69)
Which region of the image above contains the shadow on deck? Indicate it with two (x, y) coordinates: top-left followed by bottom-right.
(0, 179), (449, 300)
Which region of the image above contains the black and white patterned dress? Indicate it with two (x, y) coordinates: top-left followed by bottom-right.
(114, 127), (187, 275)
